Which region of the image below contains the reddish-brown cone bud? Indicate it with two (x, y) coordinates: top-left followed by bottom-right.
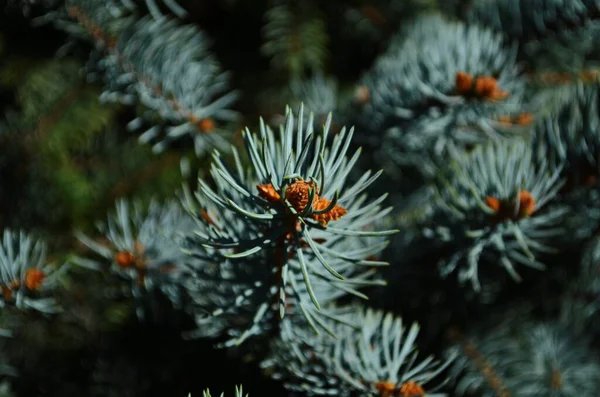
(399, 381), (425, 397)
(114, 251), (136, 269)
(312, 196), (347, 226)
(485, 196), (501, 213)
(456, 71), (474, 94)
(257, 183), (281, 203)
(24, 269), (45, 291)
(285, 180), (314, 213)
(376, 381), (396, 397)
(517, 190), (536, 217)
(474, 76), (509, 100)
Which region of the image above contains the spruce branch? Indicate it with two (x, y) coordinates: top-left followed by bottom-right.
(0, 229), (66, 315)
(532, 84), (600, 242)
(57, 0), (136, 41)
(447, 326), (514, 397)
(180, 106), (396, 345)
(45, 0), (238, 156)
(263, 307), (454, 396)
(331, 308), (455, 397)
(105, 15), (239, 155)
(425, 140), (567, 291)
(449, 320), (600, 396)
(261, 312), (351, 396)
(355, 14), (528, 179)
(73, 199), (194, 317)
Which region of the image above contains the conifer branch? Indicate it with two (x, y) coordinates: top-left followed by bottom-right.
(180, 106), (396, 344)
(73, 199), (194, 318)
(450, 320), (600, 396)
(49, 0), (238, 155)
(264, 307), (454, 396)
(355, 14), (528, 181)
(425, 140), (566, 291)
(0, 230), (66, 315)
(447, 328), (510, 397)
